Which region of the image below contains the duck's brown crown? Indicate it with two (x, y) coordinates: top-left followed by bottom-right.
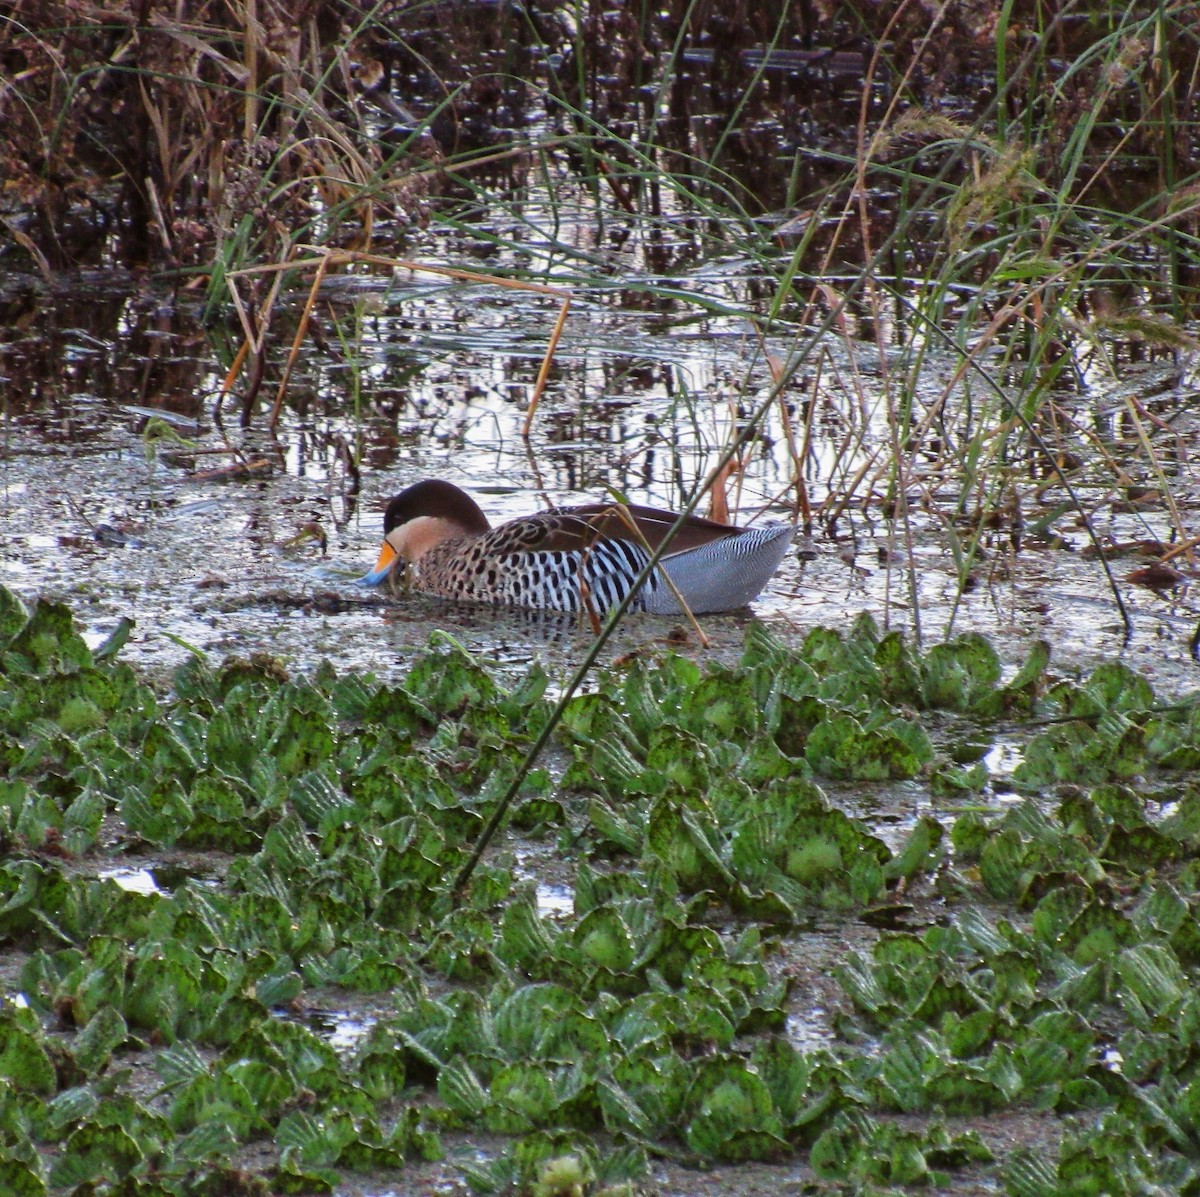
(383, 479), (490, 536)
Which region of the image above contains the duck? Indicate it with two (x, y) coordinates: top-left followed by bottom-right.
(357, 479), (793, 615)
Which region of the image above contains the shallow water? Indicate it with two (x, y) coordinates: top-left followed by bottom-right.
(1, 258), (1197, 697)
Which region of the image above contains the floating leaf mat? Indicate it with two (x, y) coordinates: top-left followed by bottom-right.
(1, 584), (1199, 1193)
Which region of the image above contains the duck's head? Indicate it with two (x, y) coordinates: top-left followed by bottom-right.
(358, 480), (491, 586)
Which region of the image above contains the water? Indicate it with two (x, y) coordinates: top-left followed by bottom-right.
(3, 257), (1195, 689)
(100, 868), (166, 896)
(3, 16), (1196, 1197)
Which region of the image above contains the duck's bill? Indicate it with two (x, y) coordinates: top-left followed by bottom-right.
(356, 541), (398, 586)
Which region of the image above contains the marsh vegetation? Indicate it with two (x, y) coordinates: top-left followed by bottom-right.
(1, 0), (1199, 1193)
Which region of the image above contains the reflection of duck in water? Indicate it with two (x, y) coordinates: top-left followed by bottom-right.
(358, 480), (793, 615)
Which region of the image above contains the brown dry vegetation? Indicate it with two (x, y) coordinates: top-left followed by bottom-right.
(1, 1), (404, 269)
(2, 0), (1198, 278)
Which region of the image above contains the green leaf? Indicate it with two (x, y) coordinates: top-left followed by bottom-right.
(261, 811), (320, 875)
(499, 898), (561, 969)
(289, 769), (356, 835)
(931, 760), (989, 795)
(72, 1006), (128, 1076)
(750, 1038), (833, 1129)
(645, 798), (729, 891)
(1081, 661), (1156, 715)
(678, 671), (761, 740)
(172, 1118), (240, 1164)
(978, 827), (1028, 902)
(48, 1122), (142, 1187)
(0, 1010), (55, 1095)
(0, 585), (29, 646)
(883, 816), (945, 882)
(684, 1056), (785, 1157)
(1062, 902), (1135, 965)
(487, 1063), (558, 1132)
(585, 798), (641, 855)
(806, 713), (930, 780)
(3, 598), (93, 677)
(122, 777), (194, 846)
(1006, 639), (1051, 698)
(645, 727), (713, 792)
(1103, 823), (1177, 870)
(494, 984), (579, 1057)
(62, 785), (106, 855)
(404, 635), (499, 717)
(1116, 943), (1186, 1020)
(921, 634), (1001, 711)
(93, 617), (135, 662)
(597, 1077), (654, 1136)
(436, 1057), (487, 1120)
(261, 684), (337, 777)
(875, 631), (924, 704)
(255, 968), (303, 1008)
(0, 1160), (46, 1197)
(773, 693), (828, 757)
(38, 1085), (98, 1141)
(612, 1055), (688, 1134)
(573, 907), (635, 974)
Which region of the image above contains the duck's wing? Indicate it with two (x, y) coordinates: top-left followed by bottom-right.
(473, 512), (603, 555)
(549, 503), (741, 555)
(479, 510), (661, 555)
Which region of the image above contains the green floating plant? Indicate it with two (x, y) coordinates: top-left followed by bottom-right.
(5, 580), (1200, 1192)
(682, 1054), (789, 1160)
(1014, 663), (1200, 791)
(811, 1109), (992, 1187)
(0, 1005), (55, 1097)
(1005, 1109), (1200, 1196)
(958, 782), (1200, 907)
(460, 1134), (644, 1197)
